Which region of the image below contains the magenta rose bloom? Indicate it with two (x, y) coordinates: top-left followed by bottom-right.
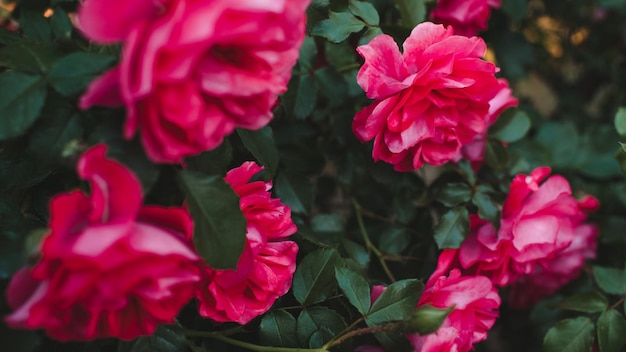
(508, 195), (599, 308)
(409, 251), (500, 352)
(4, 145), (202, 341)
(458, 167), (595, 286)
(195, 162), (298, 324)
(430, 0), (501, 37)
(353, 22), (502, 171)
(78, 0), (310, 163)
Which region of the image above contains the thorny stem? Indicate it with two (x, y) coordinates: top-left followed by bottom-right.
(324, 322), (405, 349)
(352, 198), (397, 282)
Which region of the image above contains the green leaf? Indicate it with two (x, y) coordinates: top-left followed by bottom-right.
(0, 28), (24, 45)
(485, 139), (510, 170)
(391, 0), (426, 28)
(298, 36), (317, 72)
(0, 41), (64, 73)
(185, 140), (233, 176)
(433, 207), (469, 249)
(431, 182), (472, 207)
(325, 41), (356, 69)
(237, 127), (279, 176)
(311, 11), (364, 43)
(342, 239), (370, 268)
(359, 27), (384, 45)
(311, 213), (345, 234)
(118, 325), (187, 352)
(0, 71), (47, 141)
(28, 110), (83, 162)
(50, 7), (73, 40)
(543, 317), (595, 352)
(378, 227), (411, 255)
(274, 171), (313, 214)
(335, 266), (371, 315)
(297, 307), (348, 349)
(471, 191), (500, 225)
(490, 110), (532, 143)
(349, 0), (380, 25)
(19, 8), (52, 42)
(535, 121), (579, 170)
(48, 52), (117, 97)
(615, 107), (626, 137)
(259, 310), (298, 348)
(594, 266), (626, 295)
(178, 171), (247, 269)
(294, 75), (317, 119)
(557, 291), (609, 313)
(597, 309), (626, 352)
(366, 279), (424, 326)
(407, 304), (453, 335)
(292, 248), (342, 305)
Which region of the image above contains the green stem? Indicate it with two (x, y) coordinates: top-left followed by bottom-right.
(352, 199), (397, 282)
(185, 330), (327, 352)
(325, 322), (405, 349)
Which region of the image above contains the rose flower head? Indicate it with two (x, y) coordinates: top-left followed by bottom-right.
(430, 0), (502, 37)
(195, 162), (298, 324)
(508, 195), (599, 308)
(78, 0), (311, 163)
(353, 22), (502, 171)
(5, 145), (202, 341)
(409, 251), (500, 352)
(458, 167), (597, 287)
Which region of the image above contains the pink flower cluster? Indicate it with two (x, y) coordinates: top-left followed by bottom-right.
(5, 147), (298, 340)
(431, 0), (502, 37)
(353, 22), (516, 171)
(457, 167), (599, 295)
(408, 167), (598, 351)
(78, 0), (310, 163)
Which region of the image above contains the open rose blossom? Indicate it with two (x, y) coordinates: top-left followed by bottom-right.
(457, 167), (599, 287)
(430, 0), (501, 37)
(78, 0), (310, 163)
(4, 145), (202, 341)
(508, 195), (599, 308)
(409, 251), (500, 352)
(353, 22), (502, 171)
(455, 78), (518, 168)
(195, 162), (298, 324)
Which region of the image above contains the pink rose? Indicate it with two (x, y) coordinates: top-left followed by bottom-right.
(409, 265), (501, 352)
(430, 0), (501, 37)
(5, 145), (202, 341)
(458, 167), (595, 286)
(78, 0), (310, 163)
(456, 78), (518, 168)
(352, 22), (502, 171)
(195, 162), (298, 324)
(508, 196), (599, 308)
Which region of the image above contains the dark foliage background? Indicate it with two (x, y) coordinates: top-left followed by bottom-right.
(1, 0), (626, 351)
